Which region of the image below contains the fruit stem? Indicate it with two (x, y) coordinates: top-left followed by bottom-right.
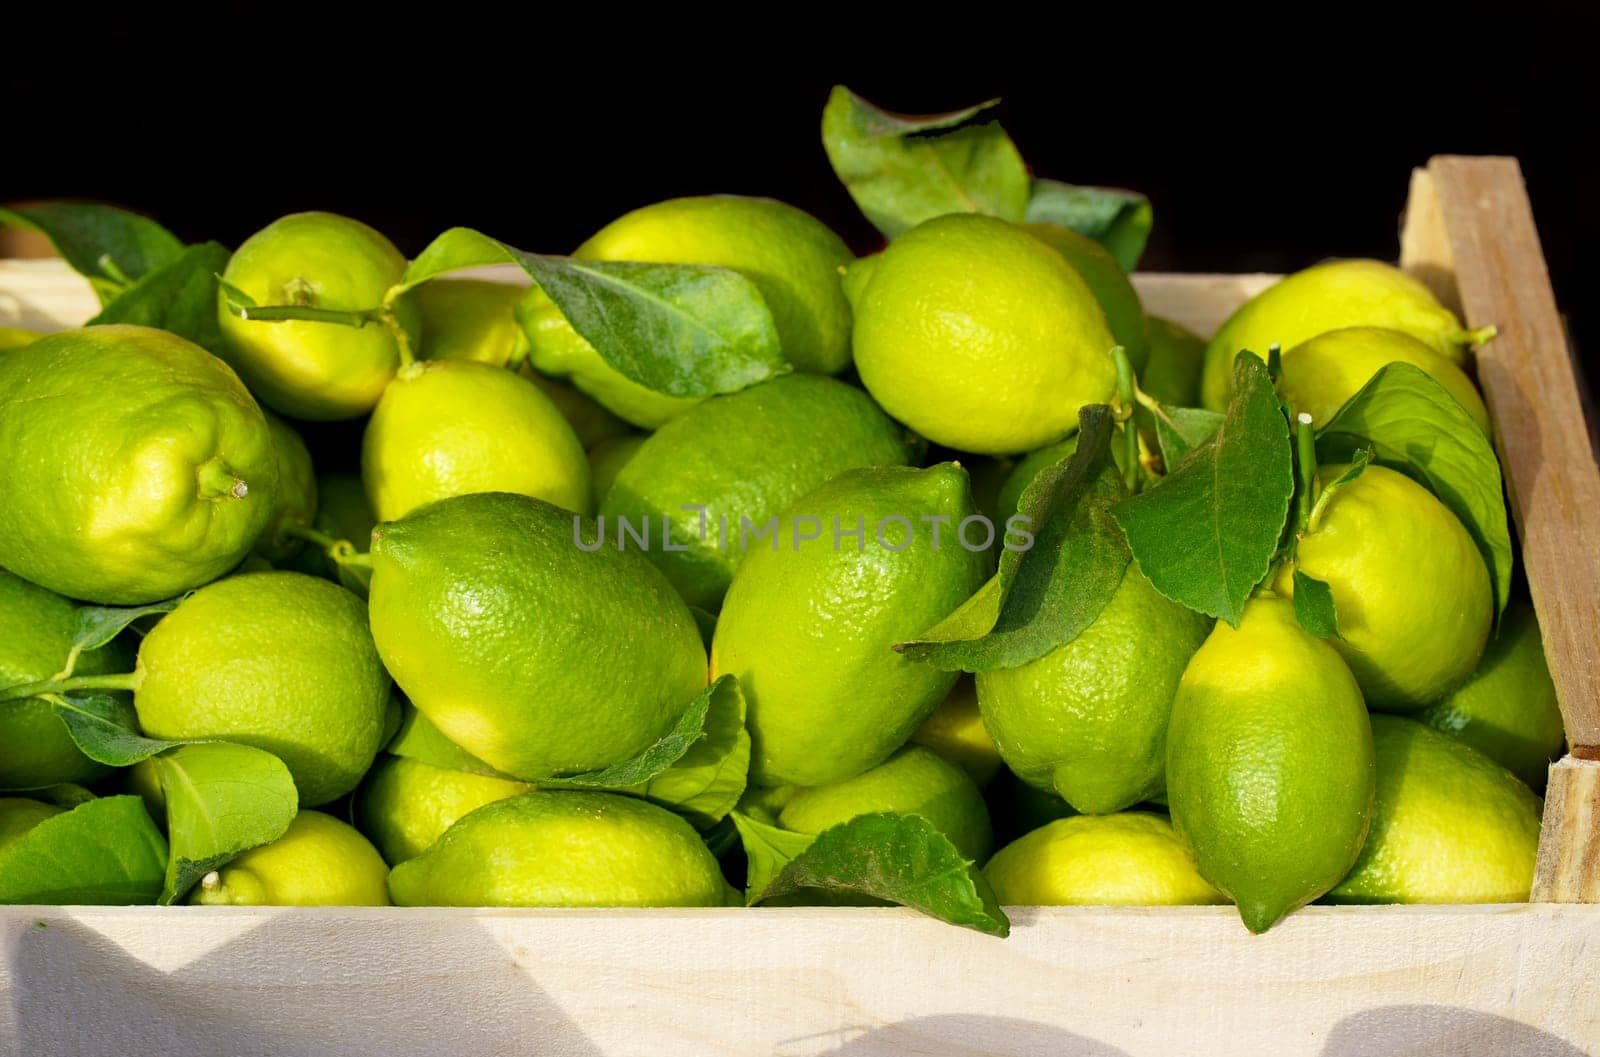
(197, 460), (249, 500)
(1293, 412), (1318, 540)
(1109, 346), (1141, 492)
(378, 307), (416, 369)
(1453, 324), (1498, 348)
(0, 671), (141, 704)
(282, 523), (371, 569)
(234, 304), (378, 328)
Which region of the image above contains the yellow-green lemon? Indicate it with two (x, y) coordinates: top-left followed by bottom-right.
(0, 571), (131, 789)
(1329, 716), (1541, 904)
(416, 278), (527, 366)
(1421, 602), (1565, 791)
(0, 327), (40, 351)
(1166, 596), (1375, 933)
(601, 374), (912, 610)
(779, 745), (994, 862)
(363, 359), (590, 521)
(911, 678), (1003, 787)
(217, 211), (419, 421)
(712, 465), (989, 787)
(357, 754), (533, 865)
(1140, 316), (1207, 408)
(0, 798), (66, 854)
(367, 492), (707, 781)
(1024, 222), (1149, 373)
(1276, 463), (1491, 711)
(978, 564), (1210, 814)
(189, 810), (390, 906)
(1279, 326), (1489, 430)
(588, 434), (645, 510)
(0, 324), (277, 603)
(388, 790), (727, 907)
(985, 812), (1225, 906)
(253, 413), (318, 563)
(1201, 259), (1469, 410)
(521, 365), (631, 449)
(134, 571), (391, 806)
(849, 214), (1118, 455)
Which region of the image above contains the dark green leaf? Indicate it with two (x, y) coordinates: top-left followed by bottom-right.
(1113, 352), (1295, 626)
(1140, 402), (1224, 468)
(153, 742), (297, 904)
(758, 813), (1011, 937)
(63, 596), (183, 677)
(0, 203), (183, 303)
(89, 242), (232, 351)
(821, 86), (1029, 239)
(0, 796), (167, 905)
(1024, 180), (1153, 271)
(543, 676), (728, 789)
(402, 227), (785, 399)
(1292, 571), (1341, 639)
(636, 677), (749, 829)
(1316, 363), (1512, 614)
(730, 811), (816, 903)
(50, 692), (174, 766)
(897, 405), (1130, 671)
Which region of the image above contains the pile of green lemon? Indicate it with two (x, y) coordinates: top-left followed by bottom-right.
(0, 116), (1566, 934)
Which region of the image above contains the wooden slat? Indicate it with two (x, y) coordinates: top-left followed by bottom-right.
(1533, 758), (1600, 902)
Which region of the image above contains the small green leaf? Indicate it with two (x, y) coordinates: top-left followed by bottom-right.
(59, 596), (183, 679)
(636, 677), (750, 830)
(821, 86), (1029, 239)
(897, 405), (1130, 671)
(89, 242), (232, 351)
(1113, 352), (1295, 626)
(757, 813), (1011, 937)
(1140, 402), (1225, 468)
(543, 676), (729, 789)
(731, 811), (816, 903)
(0, 796), (167, 905)
(1316, 362), (1512, 614)
(49, 692), (174, 767)
(0, 203), (183, 303)
(386, 703), (509, 778)
(401, 227), (785, 399)
(1024, 179), (1153, 271)
(1292, 571), (1341, 638)
(153, 742), (297, 904)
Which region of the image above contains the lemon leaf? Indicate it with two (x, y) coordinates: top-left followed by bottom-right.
(1316, 362), (1513, 616)
(822, 86), (1029, 239)
(49, 692), (174, 767)
(57, 595), (184, 681)
(0, 796), (167, 905)
(385, 703), (510, 779)
(730, 811), (816, 904)
(1025, 180), (1153, 272)
(153, 742), (297, 905)
(1292, 571), (1341, 639)
(1112, 351), (1295, 626)
(89, 241), (233, 352)
(542, 676), (730, 790)
(0, 203), (184, 304)
(638, 678), (750, 830)
(1141, 402), (1224, 468)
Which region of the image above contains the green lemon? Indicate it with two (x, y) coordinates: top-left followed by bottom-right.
(524, 195), (855, 428)
(1421, 602), (1566, 791)
(253, 413), (318, 563)
(984, 812), (1225, 906)
(1329, 716), (1541, 904)
(1140, 316), (1207, 408)
(0, 327), (40, 350)
(388, 790), (727, 907)
(1276, 463), (1491, 710)
(363, 359), (590, 522)
(521, 365), (631, 449)
(1201, 259), (1469, 410)
(1279, 326), (1489, 430)
(977, 564), (1209, 814)
(357, 754), (533, 865)
(0, 324), (277, 604)
(1024, 222), (1149, 373)
(367, 492), (707, 781)
(134, 571), (391, 806)
(588, 434), (645, 509)
(1166, 595), (1375, 933)
(779, 745), (994, 862)
(712, 465), (989, 787)
(415, 278), (528, 365)
(910, 678), (1003, 787)
(0, 571), (131, 789)
(601, 374), (913, 610)
(849, 214), (1117, 455)
(217, 211), (419, 421)
(0, 798), (66, 854)
(735, 783), (797, 826)
(188, 810), (390, 906)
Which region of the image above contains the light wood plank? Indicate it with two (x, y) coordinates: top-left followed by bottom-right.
(1533, 757), (1600, 902)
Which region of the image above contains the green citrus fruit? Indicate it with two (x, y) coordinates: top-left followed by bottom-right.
(978, 564), (1210, 814)
(0, 324), (277, 604)
(1275, 463), (1491, 710)
(134, 571), (391, 806)
(1279, 326), (1489, 430)
(188, 810), (390, 906)
(0, 798), (65, 855)
(588, 434), (645, 510)
(910, 678), (1003, 787)
(217, 211), (419, 421)
(0, 571), (131, 789)
(1328, 716), (1541, 904)
(0, 327), (40, 351)
(388, 790), (728, 907)
(357, 754), (533, 865)
(735, 783), (797, 826)
(415, 278), (528, 366)
(1140, 316), (1207, 408)
(1421, 601), (1565, 791)
(779, 745), (994, 862)
(521, 365), (631, 449)
(253, 412), (318, 563)
(1166, 595), (1375, 933)
(984, 812), (1224, 906)
(1024, 222), (1149, 373)
(601, 374), (913, 610)
(1201, 259), (1469, 411)
(363, 359), (590, 521)
(712, 465), (989, 787)
(367, 492), (707, 781)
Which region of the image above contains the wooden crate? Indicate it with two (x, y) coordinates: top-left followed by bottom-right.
(1, 157), (1597, 1057)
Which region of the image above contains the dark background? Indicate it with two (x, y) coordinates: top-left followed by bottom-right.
(5, 23), (1596, 379)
